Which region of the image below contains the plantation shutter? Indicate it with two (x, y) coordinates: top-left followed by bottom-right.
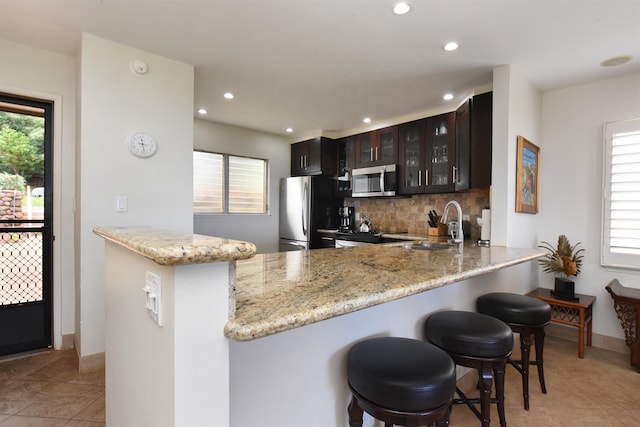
(602, 117), (640, 269)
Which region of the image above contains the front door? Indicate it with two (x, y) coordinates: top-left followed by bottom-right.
(0, 93), (53, 356)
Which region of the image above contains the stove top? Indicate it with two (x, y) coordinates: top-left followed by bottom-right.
(335, 231), (384, 243)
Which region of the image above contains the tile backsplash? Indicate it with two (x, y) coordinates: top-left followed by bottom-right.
(347, 189), (490, 238)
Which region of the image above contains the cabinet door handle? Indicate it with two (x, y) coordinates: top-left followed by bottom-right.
(375, 147), (379, 161)
(370, 149), (373, 162)
(425, 169), (429, 186)
(418, 170), (422, 186)
(452, 166), (458, 184)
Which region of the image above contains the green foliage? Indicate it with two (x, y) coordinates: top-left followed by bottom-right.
(0, 172), (25, 192)
(0, 124), (44, 180)
(0, 112), (45, 153)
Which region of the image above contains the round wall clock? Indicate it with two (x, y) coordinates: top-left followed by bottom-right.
(127, 132), (157, 158)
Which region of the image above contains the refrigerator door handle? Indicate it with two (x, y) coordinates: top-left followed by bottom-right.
(302, 181), (309, 236)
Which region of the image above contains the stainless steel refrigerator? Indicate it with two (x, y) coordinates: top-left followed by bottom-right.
(279, 176), (341, 251)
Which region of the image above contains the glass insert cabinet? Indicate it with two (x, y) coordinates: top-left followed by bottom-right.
(398, 112), (456, 194)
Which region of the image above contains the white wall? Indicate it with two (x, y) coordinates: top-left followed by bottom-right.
(491, 65), (542, 249)
(0, 38), (76, 349)
(77, 34), (194, 357)
(193, 119), (291, 253)
(539, 72), (640, 339)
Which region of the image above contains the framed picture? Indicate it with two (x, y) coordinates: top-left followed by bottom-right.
(515, 136), (539, 213)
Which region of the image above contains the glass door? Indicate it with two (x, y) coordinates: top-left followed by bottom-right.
(0, 93), (53, 356)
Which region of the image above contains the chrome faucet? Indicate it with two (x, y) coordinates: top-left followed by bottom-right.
(441, 200), (464, 244)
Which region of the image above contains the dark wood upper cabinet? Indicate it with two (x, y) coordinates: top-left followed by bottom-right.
(398, 113), (457, 195)
(336, 136), (355, 195)
(454, 99), (471, 192)
(290, 137), (337, 176)
(398, 119), (427, 194)
(425, 112), (457, 193)
(354, 126), (398, 168)
(469, 91), (493, 189)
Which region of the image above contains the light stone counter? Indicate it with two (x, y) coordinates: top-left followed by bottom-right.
(93, 226), (256, 265)
(225, 242), (545, 340)
(93, 226), (544, 342)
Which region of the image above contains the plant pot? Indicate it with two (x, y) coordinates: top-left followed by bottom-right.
(553, 277), (576, 300)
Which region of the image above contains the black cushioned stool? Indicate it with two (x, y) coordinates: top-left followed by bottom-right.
(347, 337), (456, 427)
(477, 292), (552, 410)
(425, 311), (513, 427)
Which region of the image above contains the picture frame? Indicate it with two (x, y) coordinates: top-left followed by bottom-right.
(515, 135), (540, 213)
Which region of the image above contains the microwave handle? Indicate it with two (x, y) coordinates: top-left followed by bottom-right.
(380, 167), (385, 193)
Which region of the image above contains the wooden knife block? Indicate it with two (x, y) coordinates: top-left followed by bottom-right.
(428, 223), (448, 236)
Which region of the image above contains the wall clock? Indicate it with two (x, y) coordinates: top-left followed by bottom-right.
(127, 132), (157, 158)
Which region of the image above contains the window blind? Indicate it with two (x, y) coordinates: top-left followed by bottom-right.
(602, 118), (640, 269)
(228, 155), (266, 214)
(193, 151), (224, 213)
(193, 151), (267, 214)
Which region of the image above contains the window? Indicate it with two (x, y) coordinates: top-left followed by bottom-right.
(601, 117), (640, 270)
(193, 150), (268, 214)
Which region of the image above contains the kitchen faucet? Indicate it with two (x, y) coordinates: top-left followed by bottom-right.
(441, 200), (464, 244)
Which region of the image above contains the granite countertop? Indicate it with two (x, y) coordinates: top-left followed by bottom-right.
(225, 242), (545, 341)
(93, 226), (256, 265)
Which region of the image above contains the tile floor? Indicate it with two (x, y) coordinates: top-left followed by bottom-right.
(0, 348), (104, 426)
(0, 335), (638, 426)
(450, 335), (640, 426)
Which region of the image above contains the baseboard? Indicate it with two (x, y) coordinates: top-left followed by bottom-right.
(72, 334), (105, 373)
(545, 323), (630, 355)
(61, 333), (75, 349)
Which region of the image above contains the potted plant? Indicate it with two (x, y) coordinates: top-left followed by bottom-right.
(538, 235), (585, 300)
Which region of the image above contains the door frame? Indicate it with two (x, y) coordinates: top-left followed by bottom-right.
(0, 92), (54, 355)
(0, 84), (65, 351)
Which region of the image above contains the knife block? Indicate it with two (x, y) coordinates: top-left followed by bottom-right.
(427, 223), (448, 236)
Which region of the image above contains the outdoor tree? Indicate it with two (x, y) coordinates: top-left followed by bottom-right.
(0, 124), (44, 187)
(0, 112), (44, 153)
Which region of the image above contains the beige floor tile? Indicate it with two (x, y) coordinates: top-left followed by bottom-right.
(72, 397), (105, 423)
(16, 395), (95, 420)
(0, 416), (67, 426)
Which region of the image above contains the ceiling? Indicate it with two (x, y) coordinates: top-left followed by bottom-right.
(1, 1), (639, 139)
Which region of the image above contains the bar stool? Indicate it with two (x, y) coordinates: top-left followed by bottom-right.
(477, 292), (552, 410)
(425, 310), (513, 427)
(347, 337), (456, 427)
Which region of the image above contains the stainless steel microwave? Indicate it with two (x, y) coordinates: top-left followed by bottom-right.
(351, 164), (397, 197)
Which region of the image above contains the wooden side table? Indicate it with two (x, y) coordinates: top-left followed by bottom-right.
(526, 287), (596, 358)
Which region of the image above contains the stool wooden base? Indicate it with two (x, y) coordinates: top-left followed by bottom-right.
(348, 388), (452, 427)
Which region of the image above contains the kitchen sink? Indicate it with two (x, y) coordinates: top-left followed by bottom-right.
(394, 242), (456, 250)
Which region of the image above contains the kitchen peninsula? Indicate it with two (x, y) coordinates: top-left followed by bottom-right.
(95, 226), (544, 427)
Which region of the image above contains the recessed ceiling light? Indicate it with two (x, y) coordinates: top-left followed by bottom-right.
(443, 41), (459, 52)
(443, 93), (454, 101)
(393, 2), (411, 15)
(223, 92), (234, 99)
(363, 117), (372, 124)
(600, 55), (633, 67)
(286, 128), (293, 133)
(197, 108), (207, 115)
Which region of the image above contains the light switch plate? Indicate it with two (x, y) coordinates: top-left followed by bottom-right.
(143, 271), (163, 326)
(116, 196), (128, 213)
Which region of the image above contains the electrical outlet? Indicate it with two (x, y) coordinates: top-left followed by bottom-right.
(142, 271), (163, 326)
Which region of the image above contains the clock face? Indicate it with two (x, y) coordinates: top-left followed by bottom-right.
(128, 132), (157, 158)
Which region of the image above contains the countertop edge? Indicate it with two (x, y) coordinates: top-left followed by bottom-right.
(224, 249), (543, 341)
(93, 226), (257, 265)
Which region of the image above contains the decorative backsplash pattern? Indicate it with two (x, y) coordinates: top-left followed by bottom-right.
(346, 189), (490, 238)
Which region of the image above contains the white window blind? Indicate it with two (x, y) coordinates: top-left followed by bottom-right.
(193, 151), (224, 213)
(602, 117), (640, 270)
(193, 150), (268, 214)
(228, 155), (266, 213)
